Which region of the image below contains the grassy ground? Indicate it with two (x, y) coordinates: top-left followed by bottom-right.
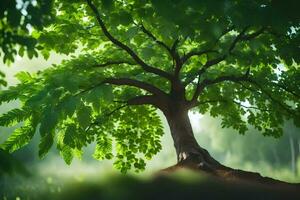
(1, 169), (299, 200)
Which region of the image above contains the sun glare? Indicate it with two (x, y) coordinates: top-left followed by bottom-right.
(188, 111), (203, 131)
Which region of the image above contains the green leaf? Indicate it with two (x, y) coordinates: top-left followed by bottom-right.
(25, 90), (48, 107)
(18, 47), (25, 57)
(77, 105), (92, 129)
(15, 71), (33, 83)
(39, 107), (59, 137)
(93, 135), (113, 160)
(101, 85), (114, 102)
(39, 131), (54, 159)
(0, 86), (23, 104)
(60, 96), (78, 117)
(118, 11), (132, 25)
(63, 124), (78, 149)
(0, 108), (30, 127)
(60, 144), (74, 165)
(1, 121), (36, 153)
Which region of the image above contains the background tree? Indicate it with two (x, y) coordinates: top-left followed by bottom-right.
(0, 0), (299, 181)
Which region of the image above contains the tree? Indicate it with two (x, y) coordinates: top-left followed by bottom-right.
(0, 0), (299, 181)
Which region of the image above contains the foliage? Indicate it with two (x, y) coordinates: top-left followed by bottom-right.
(0, 0), (53, 87)
(0, 0), (299, 172)
(0, 0), (53, 64)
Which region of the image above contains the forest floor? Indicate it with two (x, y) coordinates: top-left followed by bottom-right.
(1, 169), (300, 200)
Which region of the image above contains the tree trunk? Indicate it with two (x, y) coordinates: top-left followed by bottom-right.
(164, 108), (226, 172)
(162, 108), (300, 188)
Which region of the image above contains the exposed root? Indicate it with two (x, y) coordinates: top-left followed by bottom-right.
(160, 154), (300, 190)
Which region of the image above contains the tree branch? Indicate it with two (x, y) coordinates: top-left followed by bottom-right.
(192, 75), (297, 117)
(92, 60), (136, 68)
(181, 25), (234, 65)
(186, 26), (266, 95)
(136, 23), (182, 78)
(104, 78), (166, 96)
(184, 55), (227, 86)
(172, 39), (183, 78)
(194, 99), (271, 112)
(114, 95), (161, 106)
(137, 23), (172, 54)
(231, 100), (271, 112)
(75, 77), (167, 98)
(86, 0), (173, 80)
(86, 94), (163, 131)
(271, 82), (300, 99)
(249, 80), (296, 116)
(213, 25), (235, 46)
(241, 27), (266, 41)
(228, 26), (249, 54)
(191, 72), (250, 103)
(181, 50), (219, 64)
(171, 39), (179, 55)
(126, 94), (153, 104)
(85, 104), (128, 132)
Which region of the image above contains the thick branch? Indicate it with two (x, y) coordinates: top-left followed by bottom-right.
(127, 95), (156, 105)
(127, 94), (168, 110)
(104, 78), (166, 96)
(114, 95), (162, 107)
(76, 77), (167, 98)
(86, 0), (173, 80)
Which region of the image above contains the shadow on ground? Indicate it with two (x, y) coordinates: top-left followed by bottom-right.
(1, 170), (299, 200)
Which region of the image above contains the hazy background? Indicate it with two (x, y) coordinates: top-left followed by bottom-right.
(0, 54), (299, 198)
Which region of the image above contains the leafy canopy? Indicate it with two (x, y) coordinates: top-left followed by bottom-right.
(0, 0), (53, 87)
(0, 0), (299, 172)
(0, 0), (53, 64)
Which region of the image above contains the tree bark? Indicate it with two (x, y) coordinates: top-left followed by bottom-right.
(164, 108), (224, 171)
